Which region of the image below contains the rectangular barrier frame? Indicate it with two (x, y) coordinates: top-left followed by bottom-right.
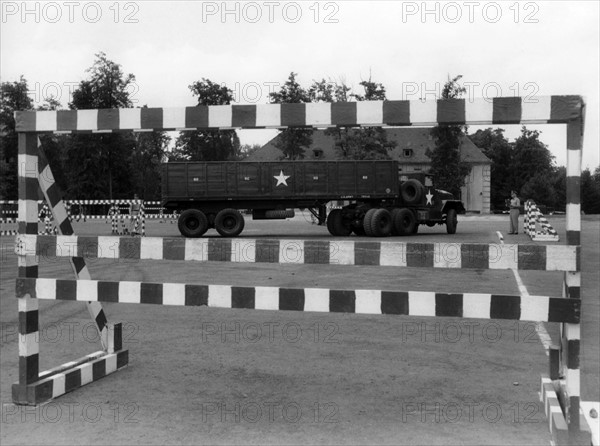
(13, 96), (587, 444)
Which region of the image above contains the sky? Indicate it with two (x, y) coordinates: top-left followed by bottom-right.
(1, 0), (598, 169)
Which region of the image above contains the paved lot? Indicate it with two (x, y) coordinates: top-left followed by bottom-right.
(0, 214), (598, 445)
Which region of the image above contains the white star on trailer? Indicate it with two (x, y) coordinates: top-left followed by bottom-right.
(274, 170), (291, 187)
(426, 189), (433, 205)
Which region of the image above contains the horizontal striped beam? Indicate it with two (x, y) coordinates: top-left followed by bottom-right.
(15, 277), (580, 323)
(17, 235), (579, 272)
(12, 349), (128, 405)
(15, 96), (584, 133)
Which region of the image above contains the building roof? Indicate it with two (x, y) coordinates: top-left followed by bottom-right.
(246, 127), (491, 164)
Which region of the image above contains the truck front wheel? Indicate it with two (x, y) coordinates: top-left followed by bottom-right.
(446, 208), (458, 234)
(215, 209), (245, 237)
(394, 208), (416, 236)
(178, 209), (209, 238)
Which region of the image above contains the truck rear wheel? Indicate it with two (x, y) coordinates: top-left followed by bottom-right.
(178, 209), (209, 238)
(369, 208), (393, 237)
(394, 208), (416, 236)
(363, 209), (377, 236)
(446, 208), (458, 234)
(327, 209), (352, 236)
(401, 179), (424, 204)
(215, 209), (245, 237)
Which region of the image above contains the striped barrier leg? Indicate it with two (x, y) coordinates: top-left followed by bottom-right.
(552, 117), (588, 444)
(13, 132), (40, 404)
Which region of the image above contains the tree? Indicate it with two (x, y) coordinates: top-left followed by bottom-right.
(170, 79), (240, 161)
(309, 77), (394, 160)
(130, 127), (170, 200)
(426, 75), (471, 197)
(581, 167), (600, 214)
(66, 52), (138, 199)
(469, 128), (513, 210)
(1, 76), (34, 199)
(269, 72), (313, 160)
(511, 126), (555, 193)
(520, 173), (558, 208)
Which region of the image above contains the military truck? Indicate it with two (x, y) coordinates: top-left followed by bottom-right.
(161, 161), (465, 237)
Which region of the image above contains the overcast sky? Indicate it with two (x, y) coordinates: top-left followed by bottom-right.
(1, 1), (598, 169)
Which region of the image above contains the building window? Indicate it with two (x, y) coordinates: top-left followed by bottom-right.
(403, 149), (413, 158)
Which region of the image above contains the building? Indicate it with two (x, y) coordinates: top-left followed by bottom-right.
(246, 128), (491, 213)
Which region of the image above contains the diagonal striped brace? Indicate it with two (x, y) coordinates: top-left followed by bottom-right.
(36, 139), (112, 350)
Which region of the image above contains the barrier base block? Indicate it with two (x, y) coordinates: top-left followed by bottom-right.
(12, 349), (128, 406)
(540, 375), (592, 446)
(531, 233), (560, 242)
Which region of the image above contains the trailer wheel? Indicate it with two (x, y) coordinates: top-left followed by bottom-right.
(214, 209), (245, 237)
(401, 179), (424, 204)
(446, 208), (458, 234)
(327, 209), (351, 236)
(178, 209), (209, 238)
(363, 209), (377, 236)
(369, 209), (393, 237)
(394, 208), (417, 236)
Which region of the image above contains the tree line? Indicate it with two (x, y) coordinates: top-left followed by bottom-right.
(1, 52), (598, 213)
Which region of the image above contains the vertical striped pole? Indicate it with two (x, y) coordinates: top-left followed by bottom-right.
(563, 116), (583, 436)
(16, 133), (40, 393)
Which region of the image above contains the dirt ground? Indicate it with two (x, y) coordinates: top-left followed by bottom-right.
(0, 214), (598, 445)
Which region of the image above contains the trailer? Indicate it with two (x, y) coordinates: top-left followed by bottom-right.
(161, 161), (465, 237)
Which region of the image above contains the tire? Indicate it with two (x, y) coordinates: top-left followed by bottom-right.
(215, 208), (245, 237)
(178, 209), (209, 238)
(390, 208), (402, 236)
(363, 208), (377, 237)
(401, 179), (425, 205)
(446, 208), (458, 234)
(265, 209), (295, 219)
(393, 208), (417, 236)
(326, 209), (352, 236)
(369, 208), (393, 237)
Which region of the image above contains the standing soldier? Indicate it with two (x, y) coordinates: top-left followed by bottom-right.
(508, 190), (520, 234)
(129, 194), (142, 236)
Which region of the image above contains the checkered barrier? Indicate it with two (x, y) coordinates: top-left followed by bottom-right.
(13, 96), (592, 445)
(16, 277), (580, 324)
(525, 200), (560, 242)
(17, 235), (580, 272)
